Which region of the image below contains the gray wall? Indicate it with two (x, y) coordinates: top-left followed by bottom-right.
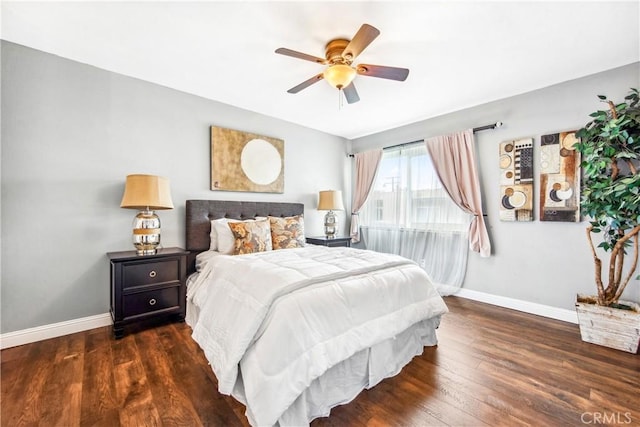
(1, 41), (351, 333)
(351, 62), (640, 311)
(3, 40), (638, 334)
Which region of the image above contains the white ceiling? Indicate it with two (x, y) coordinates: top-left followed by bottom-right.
(2, 1), (639, 139)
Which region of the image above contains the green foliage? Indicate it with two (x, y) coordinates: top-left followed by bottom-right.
(574, 88), (640, 253)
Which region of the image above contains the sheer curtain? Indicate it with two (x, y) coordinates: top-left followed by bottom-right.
(359, 144), (472, 295)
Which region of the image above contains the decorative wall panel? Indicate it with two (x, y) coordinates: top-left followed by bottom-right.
(499, 138), (534, 221)
(539, 131), (580, 222)
(210, 126), (284, 193)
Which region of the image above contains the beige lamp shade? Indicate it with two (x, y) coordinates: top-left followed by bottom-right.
(120, 174), (174, 210)
(317, 190), (345, 211)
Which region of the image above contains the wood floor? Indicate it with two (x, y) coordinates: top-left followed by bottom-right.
(2, 296), (639, 426)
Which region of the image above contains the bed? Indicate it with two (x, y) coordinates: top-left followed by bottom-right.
(184, 199), (448, 426)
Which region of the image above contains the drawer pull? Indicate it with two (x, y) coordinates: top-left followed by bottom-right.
(149, 298), (157, 306)
(149, 271), (157, 278)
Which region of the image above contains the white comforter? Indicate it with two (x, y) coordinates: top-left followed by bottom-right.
(188, 245), (448, 426)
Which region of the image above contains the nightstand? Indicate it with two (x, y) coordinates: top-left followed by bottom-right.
(306, 236), (352, 248)
(108, 247), (189, 339)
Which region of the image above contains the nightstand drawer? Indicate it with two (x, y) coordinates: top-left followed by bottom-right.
(306, 236), (351, 247)
(122, 259), (180, 288)
(123, 286), (180, 318)
(325, 239), (350, 247)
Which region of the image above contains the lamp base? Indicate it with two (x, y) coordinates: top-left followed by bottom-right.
(132, 210), (161, 255)
(324, 210), (337, 239)
(136, 248), (158, 256)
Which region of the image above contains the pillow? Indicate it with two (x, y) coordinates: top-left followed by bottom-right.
(269, 215), (305, 250)
(212, 217), (266, 254)
(228, 218), (273, 255)
(209, 218), (228, 251)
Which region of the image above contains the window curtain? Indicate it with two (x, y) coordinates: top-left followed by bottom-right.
(358, 144), (472, 295)
(425, 129), (492, 257)
(350, 148), (383, 243)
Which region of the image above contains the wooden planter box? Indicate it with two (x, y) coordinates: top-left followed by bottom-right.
(576, 295), (640, 354)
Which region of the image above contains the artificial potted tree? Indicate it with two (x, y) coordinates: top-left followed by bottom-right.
(574, 88), (640, 353)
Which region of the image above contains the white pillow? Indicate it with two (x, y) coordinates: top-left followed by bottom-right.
(209, 218), (234, 251)
(209, 220), (218, 251)
(211, 217), (267, 254)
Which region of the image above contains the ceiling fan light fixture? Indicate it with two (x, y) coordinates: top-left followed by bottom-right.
(276, 23), (407, 102)
(323, 64), (356, 90)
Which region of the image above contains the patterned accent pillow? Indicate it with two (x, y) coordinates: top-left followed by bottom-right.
(228, 218), (273, 255)
(212, 217), (267, 254)
(269, 215), (305, 250)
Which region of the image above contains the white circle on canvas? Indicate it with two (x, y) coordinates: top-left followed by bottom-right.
(562, 133), (579, 150)
(509, 191), (527, 208)
(241, 139), (282, 185)
(499, 154), (512, 169)
(556, 187), (573, 200)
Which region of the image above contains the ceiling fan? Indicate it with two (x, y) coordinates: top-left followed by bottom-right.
(275, 24), (409, 104)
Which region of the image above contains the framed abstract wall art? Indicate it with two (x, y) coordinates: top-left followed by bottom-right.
(499, 138), (534, 221)
(539, 131), (580, 222)
(210, 126), (284, 193)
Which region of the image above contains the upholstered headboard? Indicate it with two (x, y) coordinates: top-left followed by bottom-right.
(185, 199), (304, 273)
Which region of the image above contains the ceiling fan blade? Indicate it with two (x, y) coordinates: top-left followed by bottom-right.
(343, 82), (360, 104)
(286, 73), (324, 94)
(356, 64), (409, 81)
(342, 24), (380, 61)
(275, 47), (327, 64)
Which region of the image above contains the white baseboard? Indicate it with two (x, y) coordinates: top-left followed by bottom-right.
(453, 288), (578, 324)
(0, 313), (112, 350)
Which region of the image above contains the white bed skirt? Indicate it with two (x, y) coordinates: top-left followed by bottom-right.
(266, 316), (441, 426)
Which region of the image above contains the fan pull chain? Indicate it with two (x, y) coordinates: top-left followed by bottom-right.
(338, 89), (343, 110)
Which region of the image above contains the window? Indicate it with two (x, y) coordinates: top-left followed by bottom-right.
(374, 199), (384, 222)
(358, 142), (472, 291)
(361, 143), (470, 233)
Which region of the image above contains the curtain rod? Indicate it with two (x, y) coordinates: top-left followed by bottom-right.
(347, 121), (503, 158)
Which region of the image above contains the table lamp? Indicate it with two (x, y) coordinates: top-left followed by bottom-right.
(317, 190), (345, 238)
(120, 174), (174, 255)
